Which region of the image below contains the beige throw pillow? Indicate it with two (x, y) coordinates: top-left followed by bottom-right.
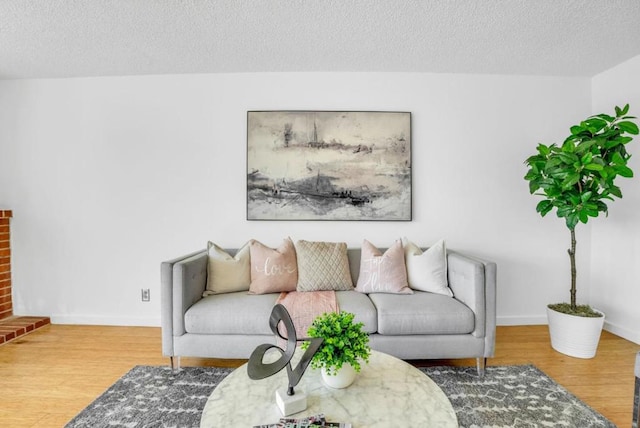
(203, 241), (251, 296)
(355, 239), (412, 294)
(295, 240), (354, 291)
(249, 238), (298, 294)
(402, 238), (453, 297)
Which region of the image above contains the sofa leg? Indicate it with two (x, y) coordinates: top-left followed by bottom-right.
(476, 357), (487, 377)
(170, 356), (181, 373)
(633, 357), (639, 428)
(634, 379), (639, 428)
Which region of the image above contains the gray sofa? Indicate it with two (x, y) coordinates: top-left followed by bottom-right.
(161, 247), (497, 375)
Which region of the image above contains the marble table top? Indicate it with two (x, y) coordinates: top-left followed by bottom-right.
(200, 350), (458, 427)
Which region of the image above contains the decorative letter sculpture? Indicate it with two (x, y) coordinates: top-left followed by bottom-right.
(247, 304), (323, 415)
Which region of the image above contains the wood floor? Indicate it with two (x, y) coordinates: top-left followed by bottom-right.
(0, 324), (637, 428)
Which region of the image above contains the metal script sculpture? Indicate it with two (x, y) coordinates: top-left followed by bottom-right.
(247, 304), (323, 396)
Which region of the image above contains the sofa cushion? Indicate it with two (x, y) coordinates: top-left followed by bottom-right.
(295, 240), (354, 291)
(185, 292), (279, 335)
(355, 239), (412, 294)
(403, 238), (453, 297)
(203, 241), (251, 296)
(249, 238), (298, 294)
(335, 291), (378, 334)
(369, 291), (474, 335)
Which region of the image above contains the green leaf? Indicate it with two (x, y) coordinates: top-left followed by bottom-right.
(557, 152), (578, 164)
(549, 173), (568, 182)
(596, 201), (609, 212)
(538, 177), (558, 188)
(621, 104), (630, 115)
(580, 152), (593, 164)
(537, 144), (551, 156)
(584, 118), (608, 133)
(618, 136), (633, 144)
(604, 138), (622, 149)
(584, 163), (604, 171)
(575, 139), (597, 153)
(568, 194), (581, 205)
(536, 200), (553, 216)
(545, 157), (564, 169)
(615, 105), (622, 116)
(556, 205), (573, 217)
(570, 125), (585, 135)
(524, 156), (538, 166)
(618, 121), (639, 135)
(580, 191), (592, 203)
(614, 165), (634, 177)
(562, 139), (578, 153)
(524, 170), (540, 181)
(612, 152), (625, 165)
(561, 173), (580, 189)
(608, 185), (622, 198)
(578, 210), (589, 223)
(566, 214), (579, 229)
(528, 180), (540, 194)
(596, 113), (615, 122)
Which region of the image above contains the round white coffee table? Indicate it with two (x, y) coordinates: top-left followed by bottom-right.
(200, 350), (458, 427)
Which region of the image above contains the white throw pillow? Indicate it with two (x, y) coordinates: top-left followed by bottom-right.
(402, 238), (453, 297)
(203, 241), (251, 296)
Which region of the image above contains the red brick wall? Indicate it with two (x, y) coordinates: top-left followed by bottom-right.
(0, 210), (13, 320)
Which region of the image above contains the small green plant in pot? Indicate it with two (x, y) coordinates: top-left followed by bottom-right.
(524, 104), (638, 357)
(301, 311), (371, 388)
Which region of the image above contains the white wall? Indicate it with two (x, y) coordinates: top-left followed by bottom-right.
(0, 72), (590, 326)
(591, 55), (640, 343)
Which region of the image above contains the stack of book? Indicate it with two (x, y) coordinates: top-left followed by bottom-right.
(253, 413), (351, 428)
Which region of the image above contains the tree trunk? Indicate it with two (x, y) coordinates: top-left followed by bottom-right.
(568, 228), (577, 310)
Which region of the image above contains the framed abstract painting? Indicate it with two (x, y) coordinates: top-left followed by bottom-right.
(247, 111), (411, 221)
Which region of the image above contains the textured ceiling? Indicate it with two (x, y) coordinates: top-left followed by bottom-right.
(1, 0), (639, 80)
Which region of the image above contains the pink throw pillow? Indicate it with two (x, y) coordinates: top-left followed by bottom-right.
(355, 239), (412, 294)
(249, 238), (298, 294)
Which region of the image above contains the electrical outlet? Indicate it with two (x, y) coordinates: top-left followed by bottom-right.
(141, 288), (150, 302)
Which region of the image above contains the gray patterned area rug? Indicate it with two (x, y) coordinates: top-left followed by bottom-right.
(65, 364), (614, 428)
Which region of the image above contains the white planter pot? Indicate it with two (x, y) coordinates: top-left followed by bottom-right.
(321, 363), (357, 389)
(546, 306), (605, 359)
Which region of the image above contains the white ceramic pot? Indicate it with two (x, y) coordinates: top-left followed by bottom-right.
(546, 306), (605, 359)
(321, 363), (357, 389)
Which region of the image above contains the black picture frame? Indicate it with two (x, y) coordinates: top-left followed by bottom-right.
(247, 111), (412, 221)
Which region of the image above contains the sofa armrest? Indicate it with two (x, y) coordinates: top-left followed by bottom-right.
(447, 251), (497, 358)
(160, 250), (207, 357)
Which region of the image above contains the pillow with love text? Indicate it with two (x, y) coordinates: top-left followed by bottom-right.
(249, 237), (298, 294)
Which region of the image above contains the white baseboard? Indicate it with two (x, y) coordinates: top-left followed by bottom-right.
(497, 315), (547, 326)
(46, 314), (640, 346)
(497, 316), (640, 345)
(55, 314), (548, 328)
(51, 314), (160, 327)
(604, 320), (640, 345)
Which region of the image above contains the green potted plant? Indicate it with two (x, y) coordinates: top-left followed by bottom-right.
(524, 104), (638, 358)
(301, 311), (371, 388)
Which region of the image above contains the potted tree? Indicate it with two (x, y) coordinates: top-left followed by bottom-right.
(301, 311), (371, 388)
(524, 104), (638, 358)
